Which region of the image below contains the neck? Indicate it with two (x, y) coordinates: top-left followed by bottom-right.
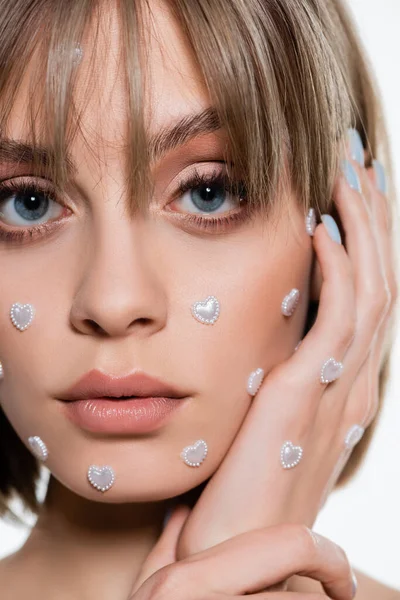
(21, 474), (169, 600)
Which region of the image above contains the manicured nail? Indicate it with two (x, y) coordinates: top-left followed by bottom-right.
(351, 571), (358, 598)
(341, 159), (362, 193)
(321, 214), (342, 244)
(347, 128), (365, 167)
(373, 159), (387, 195)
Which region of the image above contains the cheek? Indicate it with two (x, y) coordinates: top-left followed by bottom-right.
(170, 230), (312, 440)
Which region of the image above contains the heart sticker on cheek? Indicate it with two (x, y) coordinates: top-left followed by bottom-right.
(191, 296), (220, 325)
(180, 439), (208, 467)
(10, 303), (35, 331)
(87, 465), (115, 492)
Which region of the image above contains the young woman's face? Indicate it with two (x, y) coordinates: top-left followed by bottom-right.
(0, 1), (312, 502)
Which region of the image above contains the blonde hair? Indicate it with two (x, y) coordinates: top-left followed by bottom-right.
(0, 0), (397, 520)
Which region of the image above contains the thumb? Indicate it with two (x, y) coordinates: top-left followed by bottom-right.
(130, 503), (191, 595)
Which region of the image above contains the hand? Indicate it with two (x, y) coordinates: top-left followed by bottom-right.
(174, 146), (397, 559)
(129, 503), (356, 600)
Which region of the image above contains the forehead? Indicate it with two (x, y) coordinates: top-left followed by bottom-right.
(2, 0), (210, 164)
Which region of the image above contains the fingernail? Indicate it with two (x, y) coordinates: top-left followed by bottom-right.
(321, 214), (342, 244)
(341, 159), (362, 193)
(347, 128), (365, 167)
(373, 159), (387, 195)
(351, 570), (358, 598)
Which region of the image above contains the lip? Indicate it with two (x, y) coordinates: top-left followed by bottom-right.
(59, 369), (189, 402)
(58, 369), (190, 434)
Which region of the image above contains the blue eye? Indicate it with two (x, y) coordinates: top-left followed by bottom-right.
(0, 181), (63, 226)
(175, 168), (246, 216)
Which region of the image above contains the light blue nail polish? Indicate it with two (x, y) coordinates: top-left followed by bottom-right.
(321, 214), (342, 244)
(341, 159), (362, 193)
(373, 159), (387, 195)
(347, 128), (365, 167)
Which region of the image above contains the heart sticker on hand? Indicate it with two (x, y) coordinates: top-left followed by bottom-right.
(191, 296), (220, 325)
(180, 439), (208, 467)
(87, 465), (115, 492)
(320, 357), (343, 384)
(280, 440), (303, 469)
(10, 303), (35, 331)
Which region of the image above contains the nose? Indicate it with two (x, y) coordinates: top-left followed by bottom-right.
(70, 223), (167, 338)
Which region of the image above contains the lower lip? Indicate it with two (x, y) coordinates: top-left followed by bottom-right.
(61, 397), (186, 434)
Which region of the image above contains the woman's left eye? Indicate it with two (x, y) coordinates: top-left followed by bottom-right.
(170, 168), (247, 217)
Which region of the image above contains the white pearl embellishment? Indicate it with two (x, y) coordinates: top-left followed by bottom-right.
(280, 440), (303, 469)
(344, 424), (365, 449)
(305, 208), (317, 236)
(320, 357), (343, 384)
(180, 439), (208, 467)
(191, 296), (220, 325)
(10, 303), (35, 331)
(87, 465), (115, 492)
(246, 368), (264, 396)
(28, 436), (48, 461)
(0, 361), (3, 379)
(281, 288), (300, 317)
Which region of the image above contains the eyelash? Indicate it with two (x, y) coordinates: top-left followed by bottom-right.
(0, 169), (250, 244)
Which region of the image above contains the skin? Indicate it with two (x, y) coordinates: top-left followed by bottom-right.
(0, 1), (398, 599)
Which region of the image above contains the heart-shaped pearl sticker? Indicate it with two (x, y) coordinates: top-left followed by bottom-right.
(344, 424), (365, 449)
(28, 436), (48, 462)
(87, 465), (115, 492)
(180, 439), (208, 467)
(191, 296), (220, 325)
(320, 357), (343, 384)
(280, 440), (303, 469)
(247, 368), (264, 396)
(281, 288), (300, 317)
(10, 303), (35, 331)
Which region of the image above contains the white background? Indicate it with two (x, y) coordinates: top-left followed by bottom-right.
(1, 0), (400, 590)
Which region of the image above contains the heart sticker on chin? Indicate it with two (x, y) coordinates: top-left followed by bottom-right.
(191, 296), (220, 325)
(180, 439), (208, 467)
(280, 440), (303, 469)
(87, 465), (115, 492)
(320, 357), (344, 384)
(10, 303), (35, 331)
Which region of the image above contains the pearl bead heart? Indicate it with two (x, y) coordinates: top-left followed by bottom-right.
(191, 296), (220, 325)
(280, 440), (303, 469)
(10, 303), (35, 331)
(246, 368), (264, 396)
(180, 439), (208, 467)
(344, 424), (365, 449)
(320, 357), (343, 384)
(28, 436), (48, 461)
(281, 288), (300, 317)
(87, 465), (115, 492)
(305, 207), (317, 236)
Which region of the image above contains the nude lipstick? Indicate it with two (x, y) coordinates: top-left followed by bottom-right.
(58, 370), (189, 434)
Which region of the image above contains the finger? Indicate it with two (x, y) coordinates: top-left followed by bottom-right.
(181, 525), (354, 600)
(222, 594), (331, 599)
(131, 504), (191, 594)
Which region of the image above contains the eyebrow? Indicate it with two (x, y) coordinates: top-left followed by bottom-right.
(0, 107), (222, 176)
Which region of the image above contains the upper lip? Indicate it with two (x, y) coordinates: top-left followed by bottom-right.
(58, 369), (189, 402)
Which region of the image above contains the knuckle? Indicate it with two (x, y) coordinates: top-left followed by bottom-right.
(148, 563), (189, 599)
(338, 313), (356, 346)
(287, 524), (319, 559)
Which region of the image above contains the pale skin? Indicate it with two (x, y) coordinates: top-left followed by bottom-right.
(0, 1), (398, 599)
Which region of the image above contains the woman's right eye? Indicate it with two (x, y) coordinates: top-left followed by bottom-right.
(0, 179), (65, 227)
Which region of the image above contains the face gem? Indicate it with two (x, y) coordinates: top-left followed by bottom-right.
(10, 303), (35, 331)
(191, 296), (220, 325)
